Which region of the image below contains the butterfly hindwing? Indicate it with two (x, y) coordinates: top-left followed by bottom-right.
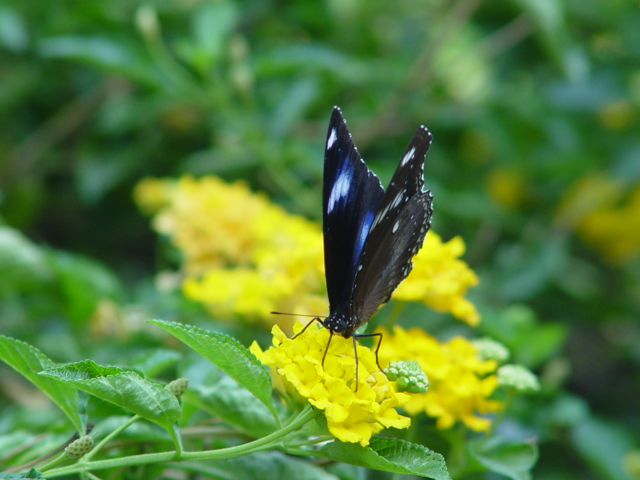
(350, 193), (433, 326)
(323, 107), (384, 312)
(349, 126), (434, 331)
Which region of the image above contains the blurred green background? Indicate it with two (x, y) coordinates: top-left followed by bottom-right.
(1, 0), (639, 479)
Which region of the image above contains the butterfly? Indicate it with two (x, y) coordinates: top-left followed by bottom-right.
(297, 106), (434, 387)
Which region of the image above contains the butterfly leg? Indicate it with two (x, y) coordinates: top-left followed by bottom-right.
(352, 335), (360, 391)
(321, 330), (334, 369)
(354, 332), (384, 372)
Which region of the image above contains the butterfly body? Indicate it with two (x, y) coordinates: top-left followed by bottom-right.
(322, 107), (434, 344)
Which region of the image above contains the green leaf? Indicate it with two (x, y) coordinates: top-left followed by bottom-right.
(40, 360), (181, 431)
(0, 468), (45, 479)
(0, 5), (28, 53)
(148, 320), (275, 417)
(318, 437), (451, 480)
(571, 417), (636, 480)
(185, 1), (238, 72)
(469, 438), (538, 480)
(130, 349), (182, 378)
(46, 250), (122, 327)
(37, 36), (156, 86)
(0, 227), (52, 292)
(186, 375), (279, 437)
(181, 451), (335, 480)
(0, 336), (83, 433)
(498, 237), (568, 301)
(257, 44), (369, 82)
(326, 463), (365, 480)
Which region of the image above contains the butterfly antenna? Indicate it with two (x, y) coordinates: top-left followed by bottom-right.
(270, 311), (327, 318)
(290, 317), (325, 340)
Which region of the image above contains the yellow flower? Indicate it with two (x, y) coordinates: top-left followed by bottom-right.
(395, 233), (480, 326)
(133, 177), (176, 215)
(133, 175), (326, 330)
(555, 174), (621, 230)
(134, 175), (481, 328)
(250, 323), (411, 446)
(557, 175), (640, 263)
(578, 183), (640, 263)
(377, 326), (502, 432)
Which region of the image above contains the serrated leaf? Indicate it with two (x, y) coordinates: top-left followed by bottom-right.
(40, 360), (181, 431)
(0, 468), (45, 479)
(0, 336), (83, 433)
(318, 438), (451, 480)
(469, 438), (538, 480)
(148, 320), (275, 417)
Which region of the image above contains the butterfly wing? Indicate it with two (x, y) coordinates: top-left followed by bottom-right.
(323, 107), (384, 313)
(349, 126), (434, 329)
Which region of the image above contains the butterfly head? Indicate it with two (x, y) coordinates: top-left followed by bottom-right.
(323, 310), (357, 338)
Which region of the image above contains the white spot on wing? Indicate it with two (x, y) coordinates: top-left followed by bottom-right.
(401, 147), (416, 166)
(327, 163), (352, 213)
(391, 192), (403, 209)
(327, 128), (338, 149)
(392, 220), (400, 233)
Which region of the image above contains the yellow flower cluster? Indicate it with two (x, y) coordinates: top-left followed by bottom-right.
(250, 323), (411, 446)
(134, 175), (480, 328)
(580, 186), (640, 264)
(377, 326), (502, 432)
(134, 176), (327, 327)
(395, 233), (480, 326)
(557, 175), (640, 263)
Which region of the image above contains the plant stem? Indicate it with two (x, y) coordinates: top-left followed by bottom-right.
(44, 405), (320, 478)
(85, 415), (141, 462)
(38, 451), (70, 472)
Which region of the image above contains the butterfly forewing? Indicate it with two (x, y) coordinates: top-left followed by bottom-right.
(349, 127), (434, 331)
(369, 126), (432, 231)
(323, 107), (384, 312)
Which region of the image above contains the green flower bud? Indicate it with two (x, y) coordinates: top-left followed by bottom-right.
(166, 377), (189, 397)
(497, 364), (540, 393)
(65, 435), (94, 460)
(472, 337), (510, 362)
(384, 361), (429, 394)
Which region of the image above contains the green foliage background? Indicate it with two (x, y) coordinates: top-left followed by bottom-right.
(1, 0), (639, 479)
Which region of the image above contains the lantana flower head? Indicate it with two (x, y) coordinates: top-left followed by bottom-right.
(250, 322), (411, 446)
(395, 232), (480, 326)
(377, 326), (503, 432)
(134, 175), (327, 328)
(134, 175), (481, 330)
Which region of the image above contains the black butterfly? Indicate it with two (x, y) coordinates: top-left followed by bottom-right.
(299, 107), (434, 386)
